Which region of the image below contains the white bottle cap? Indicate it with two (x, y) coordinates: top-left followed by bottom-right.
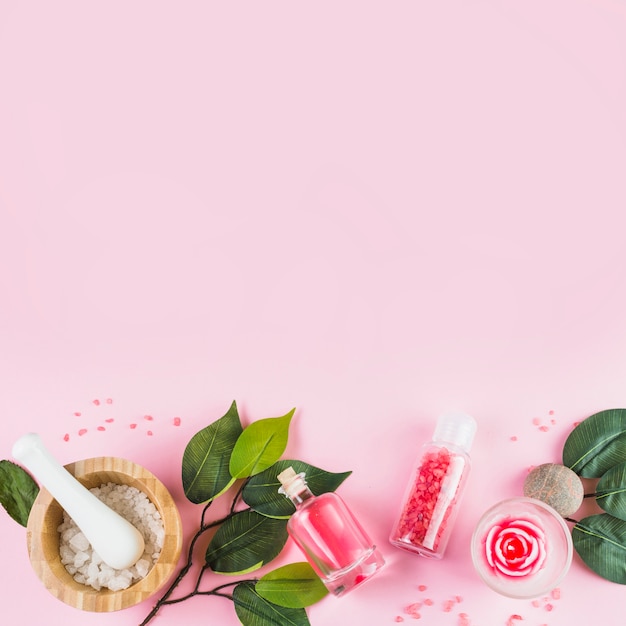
(432, 411), (477, 453)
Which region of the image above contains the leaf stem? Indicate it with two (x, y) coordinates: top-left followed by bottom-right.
(583, 492), (597, 499)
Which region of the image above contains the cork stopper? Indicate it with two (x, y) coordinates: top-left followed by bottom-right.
(277, 466), (307, 498)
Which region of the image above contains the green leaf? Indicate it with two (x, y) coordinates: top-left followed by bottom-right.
(182, 400), (243, 504)
(233, 581), (311, 626)
(242, 459), (351, 518)
(596, 462), (626, 521)
(572, 514), (626, 584)
(229, 409), (295, 479)
(563, 408), (626, 478)
(205, 509), (288, 574)
(0, 460), (40, 527)
(256, 562), (328, 608)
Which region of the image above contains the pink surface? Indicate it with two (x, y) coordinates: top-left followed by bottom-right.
(1, 1), (626, 624)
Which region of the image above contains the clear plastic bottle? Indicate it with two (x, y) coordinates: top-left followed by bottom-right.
(389, 412), (477, 558)
(277, 467), (385, 596)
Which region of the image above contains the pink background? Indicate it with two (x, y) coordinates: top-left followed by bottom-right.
(1, 1), (626, 624)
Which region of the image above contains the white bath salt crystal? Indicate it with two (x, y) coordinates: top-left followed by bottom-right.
(73, 551), (90, 568)
(69, 532), (90, 552)
(58, 481), (164, 591)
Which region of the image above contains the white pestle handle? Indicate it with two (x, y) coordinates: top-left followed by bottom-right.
(13, 433), (145, 570)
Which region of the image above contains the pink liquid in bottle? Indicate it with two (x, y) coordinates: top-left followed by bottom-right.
(278, 467), (384, 596)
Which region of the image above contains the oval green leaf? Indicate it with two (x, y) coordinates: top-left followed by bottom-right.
(572, 514), (626, 584)
(233, 581), (311, 626)
(563, 408), (626, 478)
(242, 459), (351, 518)
(596, 462), (626, 521)
(0, 460), (39, 527)
(229, 409), (295, 479)
(205, 509), (288, 574)
(182, 400), (243, 504)
(256, 562), (328, 608)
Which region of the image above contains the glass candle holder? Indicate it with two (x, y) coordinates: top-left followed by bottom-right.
(470, 497), (573, 599)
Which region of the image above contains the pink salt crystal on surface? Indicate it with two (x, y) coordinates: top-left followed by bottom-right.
(147, 430), (153, 436)
(424, 598), (434, 606)
(130, 423), (137, 429)
(551, 588), (561, 600)
(106, 398), (113, 404)
(144, 414), (154, 421)
(74, 412), (81, 417)
(105, 418), (114, 423)
(458, 613), (471, 626)
(93, 399), (100, 406)
(395, 617), (405, 623)
(510, 435), (518, 441)
(532, 417), (541, 425)
(78, 428), (87, 436)
(405, 602), (422, 613)
(545, 603), (554, 612)
(455, 595), (463, 603)
(539, 425), (550, 432)
(97, 426), (105, 432)
(173, 416), (181, 426)
(506, 616), (523, 626)
(549, 410), (555, 415)
(63, 433), (70, 442)
(531, 600), (541, 608)
(418, 584), (427, 592)
(550, 419), (556, 425)
(443, 599), (455, 612)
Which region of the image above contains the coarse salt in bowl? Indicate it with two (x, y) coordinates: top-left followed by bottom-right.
(470, 497), (573, 599)
(26, 457), (183, 612)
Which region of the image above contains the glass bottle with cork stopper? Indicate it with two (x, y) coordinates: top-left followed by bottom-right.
(277, 466), (385, 596)
(389, 411), (477, 558)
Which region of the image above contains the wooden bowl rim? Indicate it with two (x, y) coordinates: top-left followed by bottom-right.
(27, 456), (183, 612)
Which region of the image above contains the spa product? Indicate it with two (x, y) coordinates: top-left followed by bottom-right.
(389, 412), (477, 558)
(471, 498), (573, 598)
(12, 433), (145, 569)
(277, 466), (385, 596)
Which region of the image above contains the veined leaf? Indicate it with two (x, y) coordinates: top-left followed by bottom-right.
(233, 581), (311, 626)
(256, 562), (328, 608)
(596, 462), (626, 521)
(243, 459), (351, 518)
(563, 408), (626, 478)
(205, 509), (288, 574)
(182, 401), (243, 503)
(229, 409), (294, 479)
(572, 514), (626, 584)
(0, 460), (39, 527)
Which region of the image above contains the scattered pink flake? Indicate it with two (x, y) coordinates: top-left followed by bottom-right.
(545, 603), (554, 612)
(78, 428), (88, 436)
(572, 421), (580, 428)
(443, 599), (455, 612)
(506, 616), (523, 626)
(173, 416), (182, 426)
(550, 419), (556, 425)
(539, 425), (550, 432)
(147, 430), (153, 436)
(395, 618), (405, 623)
(458, 613), (471, 626)
(74, 412), (81, 417)
(424, 599), (434, 606)
(549, 410), (555, 415)
(97, 426), (106, 432)
(130, 423), (138, 429)
(405, 602), (422, 614)
(418, 584), (427, 592)
(551, 588), (561, 600)
(144, 414), (154, 421)
(106, 398), (113, 404)
(531, 600), (541, 608)
(105, 418), (114, 423)
(532, 417), (541, 425)
(455, 595), (463, 603)
(510, 435), (518, 441)
(93, 399), (100, 406)
(63, 433), (70, 442)
(527, 465), (535, 473)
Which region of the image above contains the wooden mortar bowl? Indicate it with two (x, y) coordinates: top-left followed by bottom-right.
(26, 457), (183, 612)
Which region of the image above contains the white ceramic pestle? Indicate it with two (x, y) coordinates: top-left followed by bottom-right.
(12, 433), (145, 570)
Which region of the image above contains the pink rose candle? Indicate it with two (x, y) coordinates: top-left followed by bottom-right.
(471, 498), (572, 599)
